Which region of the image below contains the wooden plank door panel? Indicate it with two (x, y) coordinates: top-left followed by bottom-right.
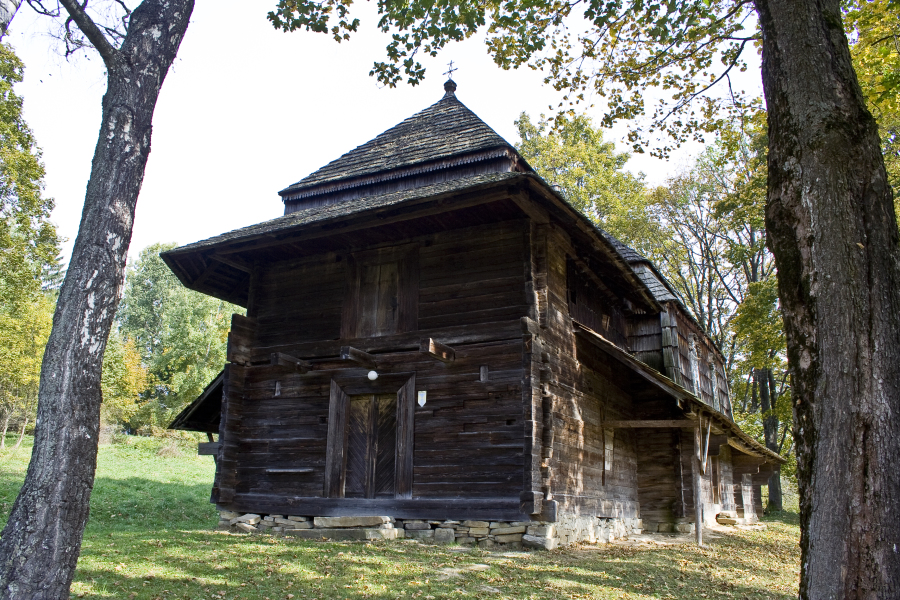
(325, 374), (415, 500)
(345, 396), (371, 498)
(374, 394), (397, 498)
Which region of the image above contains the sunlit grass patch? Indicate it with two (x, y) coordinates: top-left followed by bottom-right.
(0, 436), (800, 599)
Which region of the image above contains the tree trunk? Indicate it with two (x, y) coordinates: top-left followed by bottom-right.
(0, 1), (21, 37)
(754, 0), (900, 596)
(0, 412), (10, 450)
(0, 2), (194, 597)
(11, 418), (27, 451)
(755, 367), (782, 511)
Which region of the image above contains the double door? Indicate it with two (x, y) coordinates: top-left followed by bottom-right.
(345, 394), (397, 498)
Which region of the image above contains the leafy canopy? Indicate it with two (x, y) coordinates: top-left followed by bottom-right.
(99, 330), (147, 428)
(270, 0), (759, 156)
(0, 42), (59, 311)
(514, 112), (656, 250)
(844, 0), (900, 194)
(117, 243), (243, 430)
(0, 42), (59, 431)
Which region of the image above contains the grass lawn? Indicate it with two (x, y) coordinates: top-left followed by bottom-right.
(0, 436), (799, 599)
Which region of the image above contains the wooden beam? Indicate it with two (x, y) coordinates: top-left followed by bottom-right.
(213, 186), (516, 257)
(419, 338), (456, 363)
(208, 251), (253, 273)
(509, 191), (550, 224)
(340, 346), (376, 369)
(219, 494), (526, 522)
(266, 468), (314, 474)
(198, 441), (220, 456)
(604, 420), (694, 428)
(270, 352), (311, 373)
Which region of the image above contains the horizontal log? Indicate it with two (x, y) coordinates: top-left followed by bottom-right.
(270, 352), (312, 373)
(603, 420), (695, 428)
(265, 468), (315, 474)
(420, 338), (456, 362)
(340, 346), (377, 368)
(198, 442), (220, 456)
(221, 495), (527, 521)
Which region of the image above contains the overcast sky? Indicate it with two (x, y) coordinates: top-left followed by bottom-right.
(4, 1), (761, 264)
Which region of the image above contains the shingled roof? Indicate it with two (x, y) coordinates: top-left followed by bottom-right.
(601, 233), (680, 303)
(168, 172), (523, 254)
(279, 81), (522, 202)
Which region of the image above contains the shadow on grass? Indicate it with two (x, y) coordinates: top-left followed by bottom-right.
(72, 522), (799, 600)
(0, 447), (798, 600)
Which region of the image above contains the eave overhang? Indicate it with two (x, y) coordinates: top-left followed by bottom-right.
(161, 172), (662, 313)
(168, 370), (223, 433)
(573, 321), (785, 464)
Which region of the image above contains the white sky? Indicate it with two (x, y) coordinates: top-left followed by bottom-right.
(4, 1), (761, 264)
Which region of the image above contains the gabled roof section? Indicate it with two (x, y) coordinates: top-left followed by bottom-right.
(602, 234), (679, 303)
(279, 81), (524, 202)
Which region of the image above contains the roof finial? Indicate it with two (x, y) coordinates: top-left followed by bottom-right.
(443, 61), (458, 96)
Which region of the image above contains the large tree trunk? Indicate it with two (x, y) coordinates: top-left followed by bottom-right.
(0, 1), (21, 37)
(754, 0), (900, 597)
(0, 2), (194, 597)
(755, 367), (782, 511)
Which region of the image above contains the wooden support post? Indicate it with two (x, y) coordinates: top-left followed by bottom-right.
(419, 338), (455, 362)
(693, 423), (704, 547)
(270, 352), (311, 373)
(340, 346), (376, 368)
(701, 414), (711, 475)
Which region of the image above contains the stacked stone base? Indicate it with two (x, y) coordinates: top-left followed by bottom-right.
(645, 519), (696, 534)
(218, 511), (641, 549)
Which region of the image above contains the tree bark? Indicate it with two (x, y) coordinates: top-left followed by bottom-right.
(0, 1), (21, 37)
(0, 2), (194, 597)
(754, 0), (900, 596)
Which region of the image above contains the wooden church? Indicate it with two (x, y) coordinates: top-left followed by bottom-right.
(165, 80), (782, 546)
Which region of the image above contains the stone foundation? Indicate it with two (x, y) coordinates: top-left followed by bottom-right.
(218, 511), (641, 549)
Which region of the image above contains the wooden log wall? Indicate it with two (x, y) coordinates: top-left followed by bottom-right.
(535, 226), (640, 519)
(565, 257), (628, 348)
(660, 306), (683, 385)
(215, 219), (535, 515)
(672, 307), (732, 417)
(676, 433), (740, 523)
(635, 429), (683, 526)
(627, 312), (664, 373)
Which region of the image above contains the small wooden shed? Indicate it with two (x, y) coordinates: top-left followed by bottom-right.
(165, 80), (782, 547)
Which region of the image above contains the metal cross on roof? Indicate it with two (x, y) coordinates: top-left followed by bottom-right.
(443, 61), (458, 79)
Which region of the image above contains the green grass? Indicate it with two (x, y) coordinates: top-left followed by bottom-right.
(0, 436), (800, 599)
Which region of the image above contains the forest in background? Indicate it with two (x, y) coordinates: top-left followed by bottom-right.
(1, 0), (896, 509)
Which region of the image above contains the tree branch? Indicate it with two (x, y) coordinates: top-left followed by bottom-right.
(58, 0), (118, 67)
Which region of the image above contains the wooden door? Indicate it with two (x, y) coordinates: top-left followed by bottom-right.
(344, 394), (397, 498)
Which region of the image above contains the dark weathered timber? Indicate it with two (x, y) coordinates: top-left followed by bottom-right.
(163, 84), (779, 549)
(0, 2), (195, 598)
(324, 381), (350, 498)
(420, 338), (456, 362)
(605, 420), (693, 428)
(340, 347), (377, 369)
(269, 352), (312, 373)
(223, 495), (525, 521)
(198, 442), (220, 456)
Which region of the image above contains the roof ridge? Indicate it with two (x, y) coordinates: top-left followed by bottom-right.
(279, 91), (517, 197)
